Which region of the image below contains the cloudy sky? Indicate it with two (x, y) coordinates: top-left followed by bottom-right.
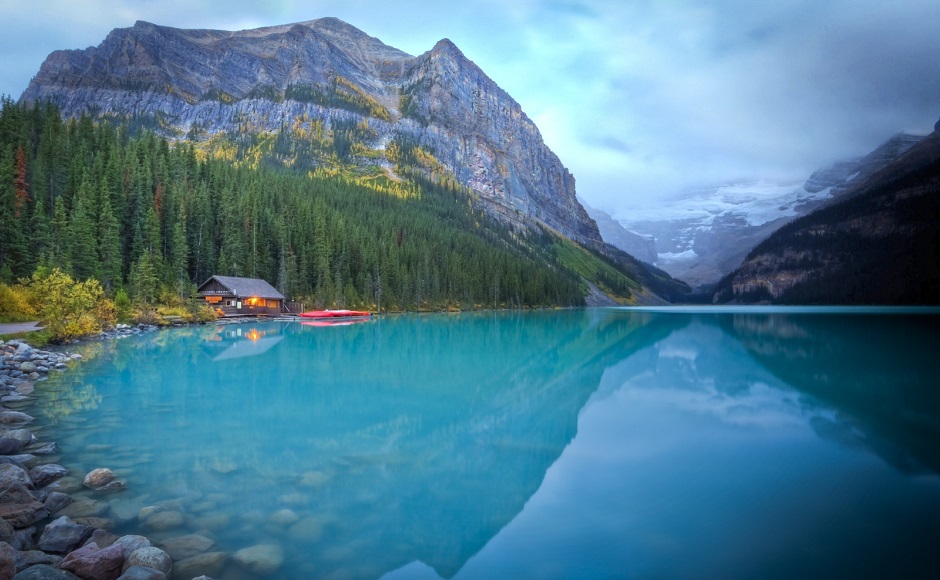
(1, 0), (939, 213)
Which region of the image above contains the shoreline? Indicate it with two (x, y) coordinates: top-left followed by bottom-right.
(1, 329), (180, 579)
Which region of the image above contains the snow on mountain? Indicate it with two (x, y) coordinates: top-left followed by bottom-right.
(614, 181), (834, 289)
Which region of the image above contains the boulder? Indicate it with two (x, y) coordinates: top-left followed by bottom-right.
(0, 437), (26, 455)
(42, 492), (72, 515)
(0, 411), (33, 426)
(29, 464), (69, 488)
(14, 550), (63, 573)
(0, 541), (15, 580)
(0, 517), (12, 543)
(124, 547), (172, 575)
(170, 552), (227, 579)
(82, 468), (114, 489)
(12, 563), (80, 579)
(233, 543), (284, 575)
(158, 534), (214, 560)
(18, 362), (38, 373)
(0, 463), (33, 489)
(268, 508), (300, 527)
(2, 430), (33, 445)
(37, 516), (94, 554)
(117, 566), (167, 580)
(11, 526), (36, 551)
(114, 536), (152, 560)
(142, 511), (183, 532)
(0, 484), (48, 528)
(58, 499), (108, 519)
(87, 528), (120, 549)
(59, 542), (125, 580)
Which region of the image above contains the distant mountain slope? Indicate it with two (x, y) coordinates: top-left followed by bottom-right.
(21, 18), (601, 246)
(713, 125), (940, 304)
(580, 199), (657, 264)
(614, 133), (924, 289)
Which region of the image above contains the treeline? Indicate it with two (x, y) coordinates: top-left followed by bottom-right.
(0, 98), (585, 310)
(713, 148), (940, 304)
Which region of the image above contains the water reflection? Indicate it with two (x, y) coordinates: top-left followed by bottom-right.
(29, 309), (940, 579)
(724, 312), (940, 475)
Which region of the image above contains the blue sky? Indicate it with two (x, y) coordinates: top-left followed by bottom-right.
(1, 0), (938, 213)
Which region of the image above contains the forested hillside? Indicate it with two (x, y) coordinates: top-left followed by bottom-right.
(713, 128), (940, 304)
(0, 98), (596, 311)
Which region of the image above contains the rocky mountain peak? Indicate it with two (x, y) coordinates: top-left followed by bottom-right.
(21, 18), (603, 246)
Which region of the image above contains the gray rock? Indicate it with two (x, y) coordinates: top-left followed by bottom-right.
(117, 566), (167, 580)
(59, 542), (125, 580)
(171, 552), (226, 579)
(0, 437), (26, 455)
(29, 464), (69, 488)
(14, 550), (63, 573)
(12, 563), (80, 579)
(82, 468), (114, 489)
(87, 528), (120, 549)
(25, 442), (57, 455)
(0, 541), (14, 580)
(37, 516), (94, 554)
(114, 535), (152, 559)
(233, 543), (284, 575)
(58, 498), (108, 519)
(0, 411), (33, 426)
(11, 526), (36, 551)
(2, 430), (34, 445)
(142, 511), (183, 532)
(158, 533), (214, 560)
(0, 517), (12, 543)
(0, 463), (32, 488)
(125, 547), (173, 575)
(0, 485), (48, 528)
(43, 491), (73, 514)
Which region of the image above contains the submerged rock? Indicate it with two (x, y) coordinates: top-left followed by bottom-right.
(142, 511), (183, 532)
(171, 552), (227, 579)
(233, 543), (284, 575)
(82, 468), (114, 489)
(158, 533), (214, 560)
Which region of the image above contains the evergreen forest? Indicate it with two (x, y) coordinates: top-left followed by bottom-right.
(0, 97), (607, 312)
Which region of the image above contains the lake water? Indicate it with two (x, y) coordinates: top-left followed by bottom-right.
(29, 308), (940, 579)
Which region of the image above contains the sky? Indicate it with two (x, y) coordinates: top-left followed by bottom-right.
(2, 0), (939, 214)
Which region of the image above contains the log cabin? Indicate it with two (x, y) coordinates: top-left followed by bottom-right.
(196, 275), (285, 317)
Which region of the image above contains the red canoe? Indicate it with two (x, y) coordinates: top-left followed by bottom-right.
(299, 309), (371, 319)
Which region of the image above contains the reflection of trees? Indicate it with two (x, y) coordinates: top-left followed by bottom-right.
(36, 381), (102, 425)
(32, 312), (684, 579)
(725, 313), (940, 475)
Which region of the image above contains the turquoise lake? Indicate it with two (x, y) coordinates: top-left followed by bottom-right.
(29, 308), (940, 579)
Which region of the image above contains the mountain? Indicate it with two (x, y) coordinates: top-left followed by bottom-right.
(613, 134), (924, 289)
(579, 199), (657, 264)
(21, 18), (601, 246)
(712, 123), (940, 304)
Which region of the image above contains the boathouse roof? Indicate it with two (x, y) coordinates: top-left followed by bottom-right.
(196, 275), (285, 300)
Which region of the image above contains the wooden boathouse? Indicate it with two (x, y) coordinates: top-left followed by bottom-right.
(196, 275), (286, 317)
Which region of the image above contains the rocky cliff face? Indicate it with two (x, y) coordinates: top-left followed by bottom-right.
(713, 127), (940, 304)
(21, 18), (602, 246)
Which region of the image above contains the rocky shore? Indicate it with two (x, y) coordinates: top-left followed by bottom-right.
(0, 330), (222, 580)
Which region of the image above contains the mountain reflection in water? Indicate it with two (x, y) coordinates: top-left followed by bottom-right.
(31, 309), (940, 579)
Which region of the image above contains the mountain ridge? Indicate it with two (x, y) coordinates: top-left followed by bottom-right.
(21, 17), (602, 247)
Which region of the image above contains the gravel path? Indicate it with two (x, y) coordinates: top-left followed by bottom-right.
(0, 321), (43, 334)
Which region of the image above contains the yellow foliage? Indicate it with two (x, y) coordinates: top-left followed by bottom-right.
(24, 268), (116, 342)
(0, 283), (37, 319)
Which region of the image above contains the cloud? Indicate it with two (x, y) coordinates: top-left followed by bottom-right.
(2, 0), (938, 214)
